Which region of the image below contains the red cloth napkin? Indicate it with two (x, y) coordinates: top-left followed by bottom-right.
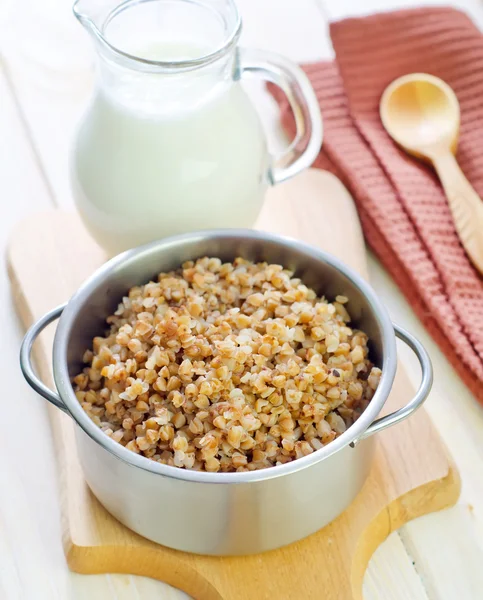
(272, 7), (483, 402)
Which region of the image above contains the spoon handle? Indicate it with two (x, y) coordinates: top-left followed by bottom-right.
(432, 152), (483, 274)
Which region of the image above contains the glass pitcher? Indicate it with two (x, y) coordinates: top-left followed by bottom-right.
(71, 0), (322, 255)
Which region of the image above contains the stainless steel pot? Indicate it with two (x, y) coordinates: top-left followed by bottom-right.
(20, 230), (432, 556)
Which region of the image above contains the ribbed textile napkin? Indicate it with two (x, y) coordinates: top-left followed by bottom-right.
(272, 7), (483, 402)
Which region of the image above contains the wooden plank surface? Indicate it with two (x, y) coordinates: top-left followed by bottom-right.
(2, 0), (483, 598)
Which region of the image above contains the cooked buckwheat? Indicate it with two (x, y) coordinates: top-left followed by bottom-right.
(73, 257), (381, 472)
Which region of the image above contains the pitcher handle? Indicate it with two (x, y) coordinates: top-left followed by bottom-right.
(238, 48), (323, 185)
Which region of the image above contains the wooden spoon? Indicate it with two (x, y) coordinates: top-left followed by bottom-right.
(380, 72), (483, 274)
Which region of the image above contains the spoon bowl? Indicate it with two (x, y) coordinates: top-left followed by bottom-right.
(380, 72), (483, 275)
(380, 73), (460, 161)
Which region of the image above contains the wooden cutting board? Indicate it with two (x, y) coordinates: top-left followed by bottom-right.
(8, 170), (460, 600)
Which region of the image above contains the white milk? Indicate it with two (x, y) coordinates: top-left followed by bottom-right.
(71, 42), (269, 255)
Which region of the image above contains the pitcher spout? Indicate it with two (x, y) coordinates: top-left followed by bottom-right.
(73, 0), (121, 40)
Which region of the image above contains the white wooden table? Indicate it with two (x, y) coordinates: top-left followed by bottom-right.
(2, 1), (483, 598)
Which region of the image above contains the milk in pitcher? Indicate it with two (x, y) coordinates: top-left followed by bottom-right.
(72, 41), (268, 254)
(71, 0), (322, 254)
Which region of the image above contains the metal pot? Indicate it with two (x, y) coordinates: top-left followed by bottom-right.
(20, 230), (432, 556)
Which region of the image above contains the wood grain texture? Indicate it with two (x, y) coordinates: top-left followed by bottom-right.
(8, 170), (460, 600)
(432, 152), (483, 275)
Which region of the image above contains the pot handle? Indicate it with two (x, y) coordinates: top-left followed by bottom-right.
(238, 48), (323, 185)
(353, 324), (433, 445)
(20, 304), (70, 415)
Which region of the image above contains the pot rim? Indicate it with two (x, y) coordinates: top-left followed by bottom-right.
(53, 229), (397, 484)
